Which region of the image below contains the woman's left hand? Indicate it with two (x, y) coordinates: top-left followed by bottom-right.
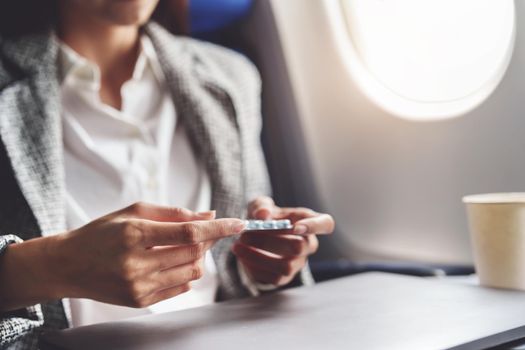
(232, 196), (335, 287)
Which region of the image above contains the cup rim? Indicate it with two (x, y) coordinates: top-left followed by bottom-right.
(463, 192), (525, 204)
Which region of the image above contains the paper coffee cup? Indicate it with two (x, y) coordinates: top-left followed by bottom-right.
(463, 193), (525, 290)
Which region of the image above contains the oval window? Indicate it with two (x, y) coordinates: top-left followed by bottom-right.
(328, 0), (516, 120)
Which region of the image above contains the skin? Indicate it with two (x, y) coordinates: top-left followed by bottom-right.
(0, 203), (245, 311)
(56, 0), (161, 109)
(234, 197), (335, 286)
(0, 0), (335, 312)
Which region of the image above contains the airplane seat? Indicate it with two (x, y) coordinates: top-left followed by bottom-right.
(188, 0), (253, 40)
(186, 0), (474, 281)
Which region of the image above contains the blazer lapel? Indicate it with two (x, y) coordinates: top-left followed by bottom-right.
(146, 24), (245, 219)
(147, 24), (250, 299)
(0, 32), (66, 235)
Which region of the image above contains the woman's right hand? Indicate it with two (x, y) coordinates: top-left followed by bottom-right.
(0, 202), (245, 311)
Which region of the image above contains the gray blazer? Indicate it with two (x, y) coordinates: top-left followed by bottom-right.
(0, 23), (314, 349)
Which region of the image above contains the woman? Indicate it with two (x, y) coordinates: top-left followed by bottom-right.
(0, 1), (335, 348)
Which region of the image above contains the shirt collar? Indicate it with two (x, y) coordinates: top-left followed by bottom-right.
(57, 35), (161, 91)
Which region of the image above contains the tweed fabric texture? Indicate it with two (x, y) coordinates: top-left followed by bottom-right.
(0, 23), (313, 349)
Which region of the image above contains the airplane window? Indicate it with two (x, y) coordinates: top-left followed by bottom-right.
(330, 0), (515, 121)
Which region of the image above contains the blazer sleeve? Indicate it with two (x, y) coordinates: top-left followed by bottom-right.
(200, 45), (315, 292)
(219, 49), (273, 204)
(231, 58), (316, 291)
(0, 235), (45, 348)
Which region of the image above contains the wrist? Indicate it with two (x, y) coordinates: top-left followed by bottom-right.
(38, 233), (74, 299)
(47, 231), (82, 299)
(0, 234), (69, 311)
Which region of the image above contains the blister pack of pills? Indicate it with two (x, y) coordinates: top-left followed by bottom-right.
(243, 219), (293, 231)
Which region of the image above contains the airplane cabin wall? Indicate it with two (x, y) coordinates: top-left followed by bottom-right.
(268, 0), (525, 264)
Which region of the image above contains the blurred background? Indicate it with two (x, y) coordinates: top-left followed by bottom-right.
(185, 0), (523, 275)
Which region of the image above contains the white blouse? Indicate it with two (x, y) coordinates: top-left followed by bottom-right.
(57, 36), (218, 327)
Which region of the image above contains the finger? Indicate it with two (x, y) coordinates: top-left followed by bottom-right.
(143, 242), (211, 272)
(144, 240), (217, 270)
(152, 258), (205, 290)
(248, 196), (276, 219)
(292, 213), (335, 235)
(239, 233), (309, 257)
(201, 239), (215, 251)
(232, 242), (304, 276)
(138, 283), (191, 307)
(305, 235), (319, 254)
(272, 207), (318, 222)
(240, 262), (288, 285)
(138, 218), (245, 247)
(122, 202), (216, 222)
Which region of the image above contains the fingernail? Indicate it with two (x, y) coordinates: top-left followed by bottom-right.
(232, 221), (246, 234)
(254, 208), (271, 220)
(196, 210), (216, 218)
(293, 225), (308, 235)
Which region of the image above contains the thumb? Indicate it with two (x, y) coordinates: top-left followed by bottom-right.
(248, 196), (275, 219)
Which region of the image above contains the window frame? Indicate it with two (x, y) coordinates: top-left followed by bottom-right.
(324, 0), (517, 121)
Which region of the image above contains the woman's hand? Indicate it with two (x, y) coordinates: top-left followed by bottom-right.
(0, 202), (245, 311)
(233, 196), (334, 287)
